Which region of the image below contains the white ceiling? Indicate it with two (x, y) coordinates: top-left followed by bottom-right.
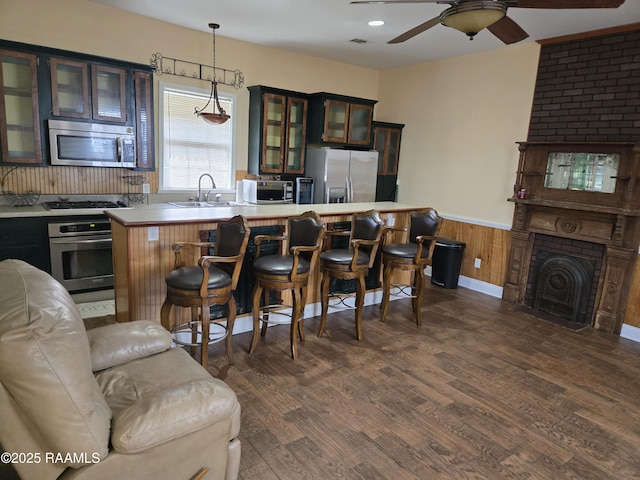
(89, 0), (640, 70)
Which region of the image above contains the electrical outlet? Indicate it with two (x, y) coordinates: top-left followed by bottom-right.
(142, 183), (150, 194)
(474, 258), (481, 269)
(387, 214), (395, 227)
(148, 226), (159, 242)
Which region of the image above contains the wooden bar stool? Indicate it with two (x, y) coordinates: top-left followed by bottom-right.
(317, 209), (384, 341)
(249, 211), (324, 359)
(380, 208), (442, 326)
(160, 215), (250, 367)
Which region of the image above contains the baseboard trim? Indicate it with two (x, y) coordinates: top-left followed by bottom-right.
(231, 277), (638, 344)
(620, 323), (640, 343)
(424, 266), (503, 299)
(232, 289), (386, 335)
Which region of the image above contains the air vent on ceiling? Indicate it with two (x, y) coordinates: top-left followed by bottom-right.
(349, 38), (370, 44)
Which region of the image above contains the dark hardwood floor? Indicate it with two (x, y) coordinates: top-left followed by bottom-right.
(3, 284), (638, 479)
(205, 283), (640, 480)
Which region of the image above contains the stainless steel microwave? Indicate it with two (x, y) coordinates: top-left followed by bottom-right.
(240, 179), (293, 204)
(48, 119), (136, 168)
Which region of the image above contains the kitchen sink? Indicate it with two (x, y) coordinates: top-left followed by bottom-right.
(167, 201), (238, 208)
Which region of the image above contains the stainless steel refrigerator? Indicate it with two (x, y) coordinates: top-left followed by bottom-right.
(305, 147), (378, 204)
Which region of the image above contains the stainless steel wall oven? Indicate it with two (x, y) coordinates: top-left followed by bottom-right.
(48, 219), (114, 293)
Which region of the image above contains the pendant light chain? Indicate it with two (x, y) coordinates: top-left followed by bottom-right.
(211, 22), (218, 83)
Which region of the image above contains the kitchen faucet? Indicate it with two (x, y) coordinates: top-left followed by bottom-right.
(197, 173), (216, 202)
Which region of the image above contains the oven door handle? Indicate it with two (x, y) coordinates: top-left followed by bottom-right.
(49, 237), (112, 245)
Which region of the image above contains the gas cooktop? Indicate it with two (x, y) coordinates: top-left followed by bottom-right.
(43, 200), (129, 210)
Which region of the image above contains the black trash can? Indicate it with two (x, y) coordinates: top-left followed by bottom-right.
(431, 237), (466, 289)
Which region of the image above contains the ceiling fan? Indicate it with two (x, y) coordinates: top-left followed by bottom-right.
(350, 0), (626, 45)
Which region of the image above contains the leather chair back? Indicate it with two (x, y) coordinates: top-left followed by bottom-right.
(0, 259), (111, 476)
(217, 216), (250, 257)
(352, 209), (384, 257)
(409, 208), (442, 258)
(409, 208), (442, 247)
(289, 212), (324, 262)
(214, 215), (250, 285)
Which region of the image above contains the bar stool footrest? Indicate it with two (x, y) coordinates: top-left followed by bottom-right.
(390, 283), (417, 299)
(326, 292), (358, 310)
(171, 321), (228, 347)
(257, 304), (296, 325)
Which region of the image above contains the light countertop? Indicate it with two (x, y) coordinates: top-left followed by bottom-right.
(0, 199), (422, 224)
(106, 201), (421, 226)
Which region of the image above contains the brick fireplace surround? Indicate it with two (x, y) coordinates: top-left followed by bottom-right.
(503, 27), (640, 335)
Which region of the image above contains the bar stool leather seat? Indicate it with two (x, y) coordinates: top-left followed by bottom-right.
(253, 255), (311, 276)
(166, 266), (232, 290)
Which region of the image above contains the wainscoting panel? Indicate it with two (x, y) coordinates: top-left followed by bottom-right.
(438, 218), (511, 287)
(438, 217), (640, 329)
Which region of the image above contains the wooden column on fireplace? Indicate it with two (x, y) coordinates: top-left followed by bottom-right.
(504, 142), (640, 334)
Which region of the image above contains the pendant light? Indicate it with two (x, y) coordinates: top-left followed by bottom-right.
(195, 23), (230, 125)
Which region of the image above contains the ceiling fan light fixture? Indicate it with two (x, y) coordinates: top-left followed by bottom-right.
(195, 22), (230, 125)
(440, 1), (507, 40)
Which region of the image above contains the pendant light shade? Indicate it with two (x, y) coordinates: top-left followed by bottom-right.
(440, 1), (507, 40)
(195, 23), (230, 125)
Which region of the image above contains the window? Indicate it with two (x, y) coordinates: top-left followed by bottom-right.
(160, 82), (235, 192)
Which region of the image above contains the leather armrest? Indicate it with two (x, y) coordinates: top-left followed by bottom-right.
(87, 320), (172, 372)
(111, 377), (237, 454)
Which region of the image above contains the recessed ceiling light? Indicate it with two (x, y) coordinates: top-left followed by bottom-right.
(368, 20), (384, 27)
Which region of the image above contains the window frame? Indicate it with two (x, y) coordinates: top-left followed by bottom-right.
(158, 81), (237, 194)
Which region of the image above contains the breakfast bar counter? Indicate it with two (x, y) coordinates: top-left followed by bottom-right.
(106, 201), (423, 326)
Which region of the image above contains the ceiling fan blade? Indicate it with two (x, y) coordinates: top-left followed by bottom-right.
(350, 1), (442, 4)
(388, 16), (441, 44)
(515, 0), (624, 8)
(487, 15), (530, 44)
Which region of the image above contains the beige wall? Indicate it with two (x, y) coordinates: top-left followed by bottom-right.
(2, 0), (539, 227)
(377, 43), (540, 226)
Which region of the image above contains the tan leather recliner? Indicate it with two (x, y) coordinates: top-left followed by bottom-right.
(0, 259), (241, 480)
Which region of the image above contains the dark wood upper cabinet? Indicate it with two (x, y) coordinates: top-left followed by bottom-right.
(373, 121), (404, 202)
(248, 85), (308, 175)
(134, 71), (154, 170)
(307, 93), (376, 148)
(0, 49), (43, 165)
(0, 39), (154, 169)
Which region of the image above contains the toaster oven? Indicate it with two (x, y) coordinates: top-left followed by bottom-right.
(240, 180), (293, 204)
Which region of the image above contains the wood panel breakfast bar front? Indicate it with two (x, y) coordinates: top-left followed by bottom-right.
(106, 202), (420, 330)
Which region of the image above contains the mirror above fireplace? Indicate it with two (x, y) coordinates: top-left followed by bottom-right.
(544, 152), (620, 194)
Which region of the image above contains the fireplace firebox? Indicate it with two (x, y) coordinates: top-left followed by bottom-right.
(531, 252), (594, 324)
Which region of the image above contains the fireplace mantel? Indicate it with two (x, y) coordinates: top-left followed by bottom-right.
(504, 142), (640, 334)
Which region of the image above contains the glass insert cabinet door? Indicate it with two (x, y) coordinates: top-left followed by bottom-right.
(374, 126), (401, 175)
(134, 71), (152, 170)
(348, 103), (373, 145)
(92, 65), (126, 122)
(0, 50), (42, 164)
(323, 99), (348, 143)
(261, 93), (285, 173)
(50, 57), (90, 118)
(284, 96), (307, 174)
